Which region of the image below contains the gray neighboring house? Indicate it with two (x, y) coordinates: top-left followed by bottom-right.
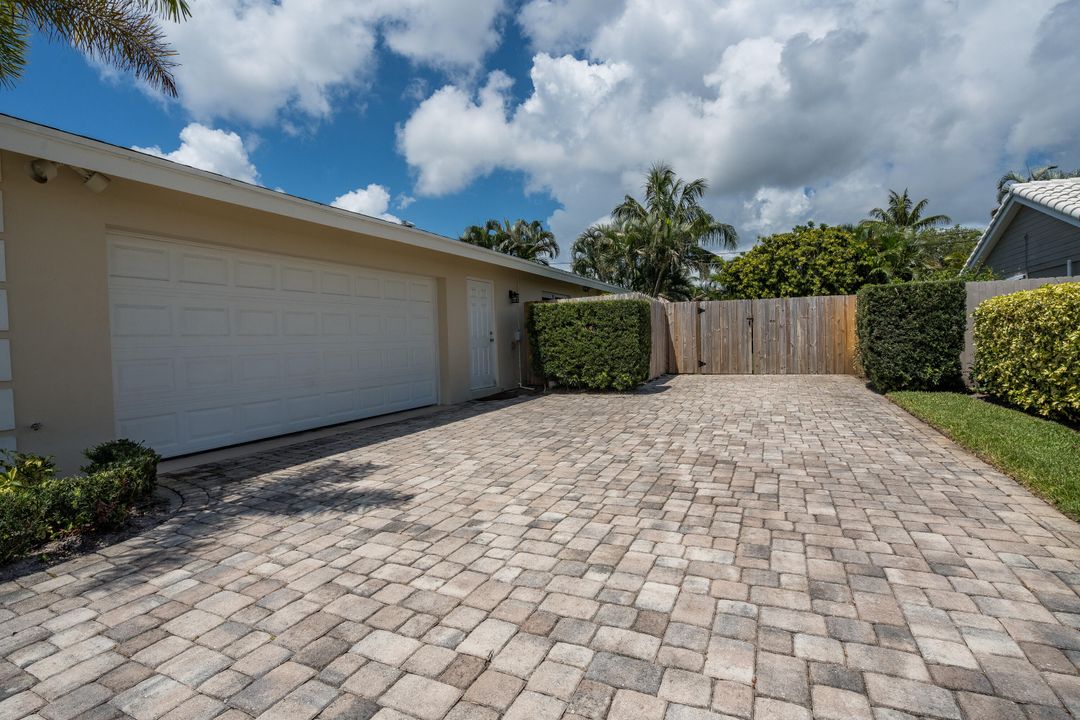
(966, 177), (1080, 278)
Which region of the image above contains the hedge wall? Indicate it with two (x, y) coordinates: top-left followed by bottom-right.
(856, 279), (966, 392)
(0, 439), (161, 564)
(973, 282), (1080, 422)
(529, 299), (651, 391)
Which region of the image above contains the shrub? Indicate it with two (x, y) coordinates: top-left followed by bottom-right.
(0, 451), (56, 492)
(0, 438), (161, 564)
(856, 279), (966, 392)
(82, 438), (161, 501)
(973, 282), (1080, 422)
(529, 299), (651, 390)
(0, 489), (47, 563)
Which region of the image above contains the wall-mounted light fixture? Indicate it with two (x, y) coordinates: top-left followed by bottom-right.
(29, 160), (111, 193)
(29, 159), (59, 184)
(508, 290), (520, 304)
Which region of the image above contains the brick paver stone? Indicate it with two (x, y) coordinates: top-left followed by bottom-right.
(5, 376), (1080, 719)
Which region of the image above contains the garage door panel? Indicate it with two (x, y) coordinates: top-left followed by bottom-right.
(180, 307), (230, 336)
(113, 303), (172, 337)
(236, 309), (277, 336)
(179, 254), (229, 286)
(109, 235), (438, 456)
(115, 358), (176, 395)
(321, 272), (352, 296)
(237, 354), (280, 383)
(186, 406), (235, 442)
(110, 243), (171, 281)
(322, 312), (351, 335)
(184, 356), (233, 389)
(117, 413), (179, 455)
(282, 266), (317, 292)
(235, 260), (275, 289)
(283, 311), (318, 336)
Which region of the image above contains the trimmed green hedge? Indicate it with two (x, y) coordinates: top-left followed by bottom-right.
(973, 282), (1080, 422)
(529, 299), (651, 390)
(0, 439), (161, 564)
(856, 280), (966, 392)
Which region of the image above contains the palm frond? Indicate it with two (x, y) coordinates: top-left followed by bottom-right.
(10, 0), (184, 96)
(0, 4), (30, 89)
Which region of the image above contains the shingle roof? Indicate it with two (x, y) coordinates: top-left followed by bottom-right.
(1008, 176), (1080, 221)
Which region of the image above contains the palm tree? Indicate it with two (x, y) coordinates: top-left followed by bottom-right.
(460, 220), (501, 251)
(570, 162), (737, 299)
(571, 224), (633, 286)
(0, 0), (191, 96)
(996, 165), (1080, 203)
(507, 220), (559, 265)
(865, 189), (951, 231)
(460, 218), (560, 265)
(859, 190), (961, 282)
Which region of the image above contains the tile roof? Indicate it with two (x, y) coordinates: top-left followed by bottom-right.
(1008, 176), (1080, 221)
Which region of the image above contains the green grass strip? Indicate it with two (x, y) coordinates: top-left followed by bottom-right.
(888, 391), (1080, 519)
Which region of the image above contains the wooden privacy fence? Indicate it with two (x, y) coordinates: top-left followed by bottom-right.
(668, 295), (858, 375)
(525, 277), (1078, 385)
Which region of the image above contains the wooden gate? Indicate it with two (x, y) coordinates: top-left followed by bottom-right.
(698, 299), (753, 373)
(668, 294), (857, 375)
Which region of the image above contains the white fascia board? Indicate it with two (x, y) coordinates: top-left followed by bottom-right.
(964, 198), (1016, 270)
(0, 115), (627, 293)
(965, 194), (1080, 271)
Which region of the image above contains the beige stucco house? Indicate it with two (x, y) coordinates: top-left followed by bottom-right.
(0, 115), (619, 470)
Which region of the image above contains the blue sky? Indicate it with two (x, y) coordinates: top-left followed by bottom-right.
(3, 1), (1078, 262)
(3, 17), (564, 254)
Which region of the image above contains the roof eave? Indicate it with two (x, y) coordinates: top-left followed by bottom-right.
(0, 114), (628, 294)
(965, 192), (1080, 271)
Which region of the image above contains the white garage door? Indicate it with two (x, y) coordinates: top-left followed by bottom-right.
(107, 233), (438, 457)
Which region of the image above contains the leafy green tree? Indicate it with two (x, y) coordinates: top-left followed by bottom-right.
(570, 162), (737, 299)
(917, 225), (992, 279)
(710, 224), (877, 299)
(0, 0), (190, 96)
(460, 218), (559, 265)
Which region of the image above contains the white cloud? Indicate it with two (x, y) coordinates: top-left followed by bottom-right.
(134, 124), (259, 183)
(331, 184), (401, 223)
(162, 0), (507, 125)
(401, 0), (1080, 248)
(378, 0), (506, 68)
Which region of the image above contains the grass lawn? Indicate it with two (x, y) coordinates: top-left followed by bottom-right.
(889, 391), (1080, 519)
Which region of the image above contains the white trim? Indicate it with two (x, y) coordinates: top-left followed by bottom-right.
(967, 194), (1080, 270)
(0, 114), (626, 294)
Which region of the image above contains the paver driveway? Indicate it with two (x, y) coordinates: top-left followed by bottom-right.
(4, 376), (1080, 720)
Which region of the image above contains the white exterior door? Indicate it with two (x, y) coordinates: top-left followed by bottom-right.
(467, 279), (496, 390)
(107, 233), (438, 457)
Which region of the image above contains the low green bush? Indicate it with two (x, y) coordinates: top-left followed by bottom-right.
(973, 282), (1080, 422)
(529, 299), (651, 391)
(856, 279), (966, 392)
(0, 451), (56, 491)
(0, 489), (47, 561)
(82, 439), (161, 501)
(0, 439), (160, 564)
